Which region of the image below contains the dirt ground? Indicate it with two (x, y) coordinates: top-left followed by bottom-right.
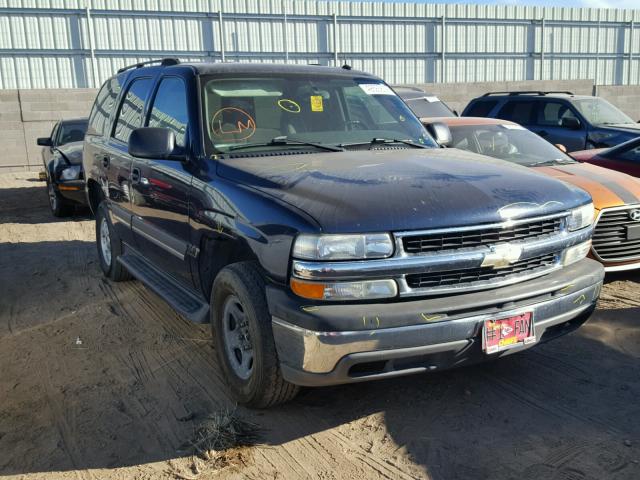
(1, 171), (639, 480)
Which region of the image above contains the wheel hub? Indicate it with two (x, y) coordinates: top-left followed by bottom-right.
(222, 295), (254, 380)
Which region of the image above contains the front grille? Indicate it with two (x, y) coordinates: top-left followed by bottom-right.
(592, 207), (640, 262)
(402, 217), (563, 254)
(405, 253), (557, 290)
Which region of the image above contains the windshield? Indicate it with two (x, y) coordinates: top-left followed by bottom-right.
(201, 74), (435, 154)
(57, 120), (88, 146)
(572, 98), (634, 125)
(403, 96), (456, 118)
(448, 123), (575, 166)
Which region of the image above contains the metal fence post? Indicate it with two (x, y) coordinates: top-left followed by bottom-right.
(540, 18), (545, 81)
(333, 12), (338, 66)
(441, 15), (446, 83)
(629, 20), (635, 85)
(85, 2), (99, 88)
(218, 10), (226, 62)
(283, 0), (288, 63)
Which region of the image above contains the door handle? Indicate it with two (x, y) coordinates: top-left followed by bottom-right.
(102, 156), (110, 168)
(130, 168), (141, 184)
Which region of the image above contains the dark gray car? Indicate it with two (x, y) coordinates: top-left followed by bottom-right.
(463, 91), (640, 152)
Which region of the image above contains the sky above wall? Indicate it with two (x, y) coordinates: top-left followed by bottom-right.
(367, 0), (638, 9)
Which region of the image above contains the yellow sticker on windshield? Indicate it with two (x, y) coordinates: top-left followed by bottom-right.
(310, 95), (323, 112)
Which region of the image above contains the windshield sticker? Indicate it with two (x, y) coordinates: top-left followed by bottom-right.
(359, 83), (396, 96)
(310, 95), (324, 112)
(501, 124), (526, 130)
(278, 98), (301, 113)
(425, 96), (440, 103)
(211, 107), (256, 141)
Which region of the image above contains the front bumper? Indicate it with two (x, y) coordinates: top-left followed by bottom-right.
(269, 258), (604, 387)
(56, 179), (87, 205)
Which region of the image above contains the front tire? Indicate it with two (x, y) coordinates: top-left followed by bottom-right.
(95, 202), (131, 282)
(47, 180), (73, 217)
(211, 262), (299, 408)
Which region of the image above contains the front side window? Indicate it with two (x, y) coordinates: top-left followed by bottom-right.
(56, 120), (89, 146)
(537, 101), (579, 127)
(448, 123), (574, 166)
(88, 77), (122, 136)
(148, 77), (189, 148)
(113, 77), (153, 143)
(201, 74), (435, 154)
(573, 98), (634, 126)
(496, 100), (536, 125)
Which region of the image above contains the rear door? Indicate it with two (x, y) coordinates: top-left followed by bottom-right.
(105, 75), (155, 243)
(495, 99), (537, 129)
(129, 75), (194, 287)
(532, 100), (586, 151)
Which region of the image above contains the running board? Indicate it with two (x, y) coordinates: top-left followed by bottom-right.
(118, 253), (209, 324)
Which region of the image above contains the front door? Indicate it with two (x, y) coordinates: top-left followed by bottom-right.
(129, 76), (194, 287)
(531, 100), (586, 152)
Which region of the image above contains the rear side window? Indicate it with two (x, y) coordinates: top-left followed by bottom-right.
(465, 100), (497, 117)
(147, 77), (188, 148)
(113, 77), (153, 143)
(88, 77), (121, 136)
(536, 101), (579, 127)
(496, 100), (535, 125)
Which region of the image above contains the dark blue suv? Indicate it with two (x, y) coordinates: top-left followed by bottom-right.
(463, 91), (640, 152)
(83, 60), (603, 407)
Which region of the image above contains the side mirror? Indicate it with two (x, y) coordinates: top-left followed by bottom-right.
(561, 117), (581, 130)
(555, 144), (567, 153)
(128, 127), (179, 160)
(37, 137), (53, 147)
(425, 122), (452, 147)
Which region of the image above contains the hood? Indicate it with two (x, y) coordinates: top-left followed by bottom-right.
(569, 148), (606, 161)
(217, 148), (592, 233)
(599, 123), (640, 134)
(534, 162), (640, 210)
(55, 141), (84, 165)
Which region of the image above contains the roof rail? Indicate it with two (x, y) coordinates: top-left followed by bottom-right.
(481, 90), (575, 97)
(117, 58), (180, 74)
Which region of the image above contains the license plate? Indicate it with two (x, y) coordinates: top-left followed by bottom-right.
(483, 312), (536, 354)
(626, 224), (640, 241)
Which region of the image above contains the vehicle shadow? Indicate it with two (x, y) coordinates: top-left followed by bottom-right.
(0, 185), (91, 224)
(1, 237), (639, 479)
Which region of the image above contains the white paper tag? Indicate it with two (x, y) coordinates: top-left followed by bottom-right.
(425, 96), (440, 103)
(359, 83), (396, 96)
(501, 123), (526, 130)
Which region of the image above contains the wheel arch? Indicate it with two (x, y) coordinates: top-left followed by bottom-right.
(86, 179), (104, 215)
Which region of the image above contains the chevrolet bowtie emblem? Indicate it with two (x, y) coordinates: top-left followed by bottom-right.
(481, 244), (523, 269)
(630, 209), (640, 222)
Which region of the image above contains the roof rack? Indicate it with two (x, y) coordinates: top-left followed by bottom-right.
(482, 90), (575, 97)
(117, 58), (180, 74)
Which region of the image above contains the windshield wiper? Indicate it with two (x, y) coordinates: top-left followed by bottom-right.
(227, 136), (343, 153)
(340, 138), (429, 150)
(527, 158), (575, 167)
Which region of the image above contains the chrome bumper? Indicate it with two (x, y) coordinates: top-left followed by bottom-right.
(272, 279), (602, 386)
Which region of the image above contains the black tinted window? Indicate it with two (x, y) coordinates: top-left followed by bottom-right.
(496, 100), (535, 124)
(113, 77), (153, 143)
(465, 100), (497, 117)
(148, 77), (188, 148)
(57, 120), (89, 146)
(88, 77), (121, 136)
(619, 145), (640, 163)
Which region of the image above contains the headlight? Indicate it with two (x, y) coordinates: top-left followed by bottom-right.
(567, 203), (594, 231)
(562, 240), (592, 266)
(60, 165), (81, 180)
(293, 233), (394, 260)
(290, 278), (398, 301)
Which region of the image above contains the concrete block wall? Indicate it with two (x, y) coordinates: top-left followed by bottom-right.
(0, 89), (97, 172)
(0, 80), (639, 172)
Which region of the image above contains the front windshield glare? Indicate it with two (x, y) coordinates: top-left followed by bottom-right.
(449, 124), (575, 166)
(202, 75), (436, 153)
(573, 98), (634, 125)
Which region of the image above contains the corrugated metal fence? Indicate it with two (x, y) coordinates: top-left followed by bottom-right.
(1, 0), (639, 89)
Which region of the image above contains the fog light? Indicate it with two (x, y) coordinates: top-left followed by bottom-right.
(290, 278), (398, 301)
(563, 240), (592, 266)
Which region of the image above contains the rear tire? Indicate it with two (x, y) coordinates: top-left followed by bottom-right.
(95, 202), (131, 282)
(211, 262), (299, 408)
(47, 180), (73, 217)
